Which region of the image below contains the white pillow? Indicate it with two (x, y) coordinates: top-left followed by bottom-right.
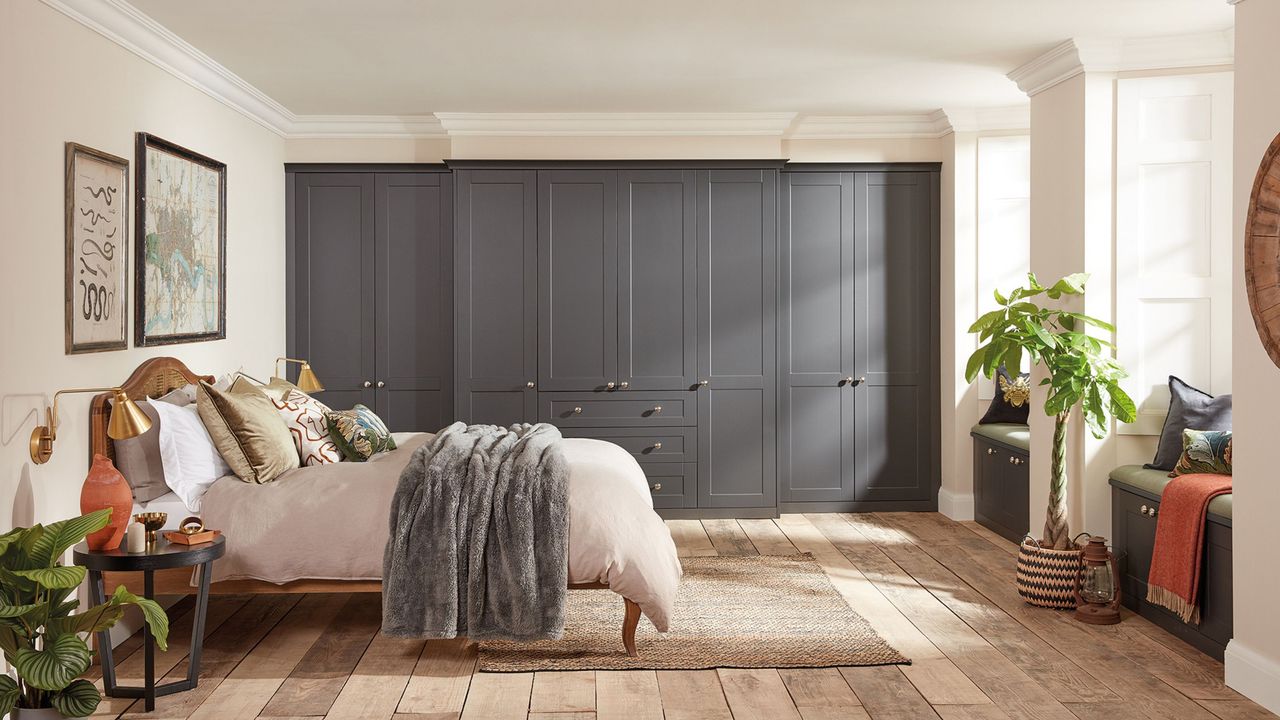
(150, 399), (232, 512)
(273, 389), (342, 466)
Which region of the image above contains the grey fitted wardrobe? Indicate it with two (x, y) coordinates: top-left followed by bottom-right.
(288, 160), (938, 517)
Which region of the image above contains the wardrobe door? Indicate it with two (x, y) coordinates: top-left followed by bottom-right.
(374, 172), (453, 432)
(617, 170), (696, 391)
(851, 171), (937, 504)
(696, 169), (778, 509)
(538, 170), (618, 392)
(290, 173), (375, 411)
(455, 169), (538, 425)
(778, 172), (858, 503)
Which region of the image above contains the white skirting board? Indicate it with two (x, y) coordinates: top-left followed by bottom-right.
(1225, 639), (1280, 715)
(937, 488), (975, 521)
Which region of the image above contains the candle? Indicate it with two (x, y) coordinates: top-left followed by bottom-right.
(126, 521), (146, 553)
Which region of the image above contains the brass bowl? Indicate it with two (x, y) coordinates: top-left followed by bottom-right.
(133, 512), (167, 544)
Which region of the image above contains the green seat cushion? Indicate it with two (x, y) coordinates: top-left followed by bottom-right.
(1108, 464), (1232, 522)
(970, 423), (1030, 452)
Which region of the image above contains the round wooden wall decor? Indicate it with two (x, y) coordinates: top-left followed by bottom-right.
(1245, 130), (1280, 369)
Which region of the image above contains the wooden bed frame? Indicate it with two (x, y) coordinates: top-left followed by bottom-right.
(90, 357), (642, 656)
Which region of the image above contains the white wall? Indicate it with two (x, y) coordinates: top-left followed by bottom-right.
(0, 0), (287, 533)
(1226, 0), (1280, 712)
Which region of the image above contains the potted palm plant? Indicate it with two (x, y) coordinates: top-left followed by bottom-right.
(1, 509), (169, 719)
(966, 273), (1136, 608)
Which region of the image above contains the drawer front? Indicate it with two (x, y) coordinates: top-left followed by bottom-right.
(639, 462), (697, 509)
(560, 426), (696, 463)
(539, 391), (695, 427)
(1112, 487), (1159, 609)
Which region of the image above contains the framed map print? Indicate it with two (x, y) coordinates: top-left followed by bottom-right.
(65, 143), (129, 354)
(134, 133), (226, 346)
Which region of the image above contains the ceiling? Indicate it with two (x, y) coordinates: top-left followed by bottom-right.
(130, 0), (1233, 117)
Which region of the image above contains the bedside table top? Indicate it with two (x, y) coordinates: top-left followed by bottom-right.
(72, 535), (226, 571)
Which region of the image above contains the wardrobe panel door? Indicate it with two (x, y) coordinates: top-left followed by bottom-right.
(779, 172), (857, 503)
(851, 172), (936, 504)
(538, 170), (618, 391)
(290, 173), (375, 411)
(455, 169), (537, 423)
(374, 172), (453, 432)
(618, 170), (696, 391)
(696, 169), (777, 509)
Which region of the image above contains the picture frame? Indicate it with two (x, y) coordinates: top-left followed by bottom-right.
(65, 142), (129, 354)
(134, 132), (227, 347)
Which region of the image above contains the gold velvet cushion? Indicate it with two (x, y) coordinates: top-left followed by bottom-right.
(197, 377), (300, 483)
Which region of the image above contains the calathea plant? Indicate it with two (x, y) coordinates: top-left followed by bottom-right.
(966, 273), (1137, 550)
(0, 509), (169, 718)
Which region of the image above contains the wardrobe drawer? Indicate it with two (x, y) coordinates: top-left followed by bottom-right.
(540, 391), (696, 427)
(560, 427), (696, 463)
(638, 463), (697, 509)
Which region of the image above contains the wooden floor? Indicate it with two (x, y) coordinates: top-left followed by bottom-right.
(86, 513), (1275, 720)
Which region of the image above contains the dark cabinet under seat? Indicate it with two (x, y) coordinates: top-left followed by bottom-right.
(970, 427), (1030, 544)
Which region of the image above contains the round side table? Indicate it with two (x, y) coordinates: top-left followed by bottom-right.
(73, 536), (225, 712)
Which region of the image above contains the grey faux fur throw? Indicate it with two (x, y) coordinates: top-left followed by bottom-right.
(381, 422), (570, 640)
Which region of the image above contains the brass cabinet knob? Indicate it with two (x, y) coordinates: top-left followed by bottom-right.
(363, 381), (373, 388)
(986, 448), (996, 456)
(650, 483), (662, 493)
(1141, 504), (1149, 514)
(698, 379), (709, 387)
(1148, 506), (1158, 517)
(376, 380), (385, 388)
(653, 442), (663, 450)
(526, 381), (536, 389)
(1008, 457), (1025, 466)
(843, 376), (855, 386)
(573, 406), (583, 415)
(606, 381), (616, 390)
(619, 381), (630, 389)
(652, 405), (663, 414)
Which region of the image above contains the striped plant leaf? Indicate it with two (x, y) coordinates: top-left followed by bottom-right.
(111, 586), (170, 651)
(29, 509), (111, 566)
(13, 565), (86, 589)
(0, 602), (41, 618)
(51, 678), (102, 718)
(13, 634), (92, 691)
(0, 674), (18, 718)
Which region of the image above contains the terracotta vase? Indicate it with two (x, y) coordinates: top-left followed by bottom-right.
(80, 453), (133, 551)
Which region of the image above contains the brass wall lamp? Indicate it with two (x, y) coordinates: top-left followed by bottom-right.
(274, 357), (324, 393)
(29, 387), (152, 464)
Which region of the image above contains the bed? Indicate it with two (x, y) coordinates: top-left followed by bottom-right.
(91, 357), (681, 655)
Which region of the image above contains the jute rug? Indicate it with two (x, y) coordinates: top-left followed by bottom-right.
(478, 553), (910, 671)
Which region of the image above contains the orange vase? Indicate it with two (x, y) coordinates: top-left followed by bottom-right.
(81, 454), (133, 551)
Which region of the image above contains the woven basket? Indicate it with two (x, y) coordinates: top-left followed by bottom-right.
(1016, 537), (1084, 609)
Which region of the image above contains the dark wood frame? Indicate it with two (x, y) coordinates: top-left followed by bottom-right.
(134, 132), (227, 347)
(90, 357), (642, 657)
(1244, 130), (1280, 369)
(65, 142), (129, 354)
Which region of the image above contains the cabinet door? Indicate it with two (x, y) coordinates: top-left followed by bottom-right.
(851, 172), (937, 504)
(290, 173), (375, 411)
(696, 169), (778, 509)
(538, 170), (618, 391)
(778, 172), (857, 503)
(618, 170), (696, 391)
(374, 172), (453, 432)
(454, 170), (537, 424)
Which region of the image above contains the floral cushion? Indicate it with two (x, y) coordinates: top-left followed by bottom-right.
(325, 404), (397, 462)
(1170, 429), (1232, 477)
(273, 389), (341, 466)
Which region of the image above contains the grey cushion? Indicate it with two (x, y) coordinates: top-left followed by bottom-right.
(1149, 376), (1231, 471)
(111, 401), (169, 503)
(971, 423), (1030, 452)
(1109, 464), (1232, 522)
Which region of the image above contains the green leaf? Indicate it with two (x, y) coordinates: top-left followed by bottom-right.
(964, 347), (988, 383)
(0, 624), (20, 655)
(1047, 272), (1089, 298)
(967, 309), (1005, 335)
(46, 603), (125, 637)
(0, 602), (41, 619)
(29, 509), (111, 567)
(13, 633), (92, 691)
(993, 288), (1007, 306)
(13, 566), (86, 590)
(111, 586), (170, 652)
(51, 678), (101, 718)
(1109, 385), (1138, 423)
(0, 674), (18, 719)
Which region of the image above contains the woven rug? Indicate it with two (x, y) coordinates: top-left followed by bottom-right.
(478, 553), (909, 671)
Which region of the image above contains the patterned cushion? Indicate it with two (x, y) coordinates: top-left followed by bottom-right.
(979, 366), (1032, 425)
(1170, 429), (1232, 477)
(273, 389), (341, 466)
(325, 404), (397, 462)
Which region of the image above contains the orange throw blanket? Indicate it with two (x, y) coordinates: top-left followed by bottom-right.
(1146, 472), (1232, 623)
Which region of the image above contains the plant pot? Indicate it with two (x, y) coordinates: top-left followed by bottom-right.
(1016, 537), (1084, 609)
(13, 707), (85, 720)
(80, 453), (133, 551)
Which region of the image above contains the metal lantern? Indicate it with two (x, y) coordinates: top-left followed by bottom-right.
(1073, 536), (1122, 625)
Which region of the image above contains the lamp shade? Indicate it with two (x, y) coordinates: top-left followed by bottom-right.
(296, 363), (325, 393)
(107, 389), (152, 440)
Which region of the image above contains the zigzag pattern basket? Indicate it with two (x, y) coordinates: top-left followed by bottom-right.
(1016, 538), (1083, 609)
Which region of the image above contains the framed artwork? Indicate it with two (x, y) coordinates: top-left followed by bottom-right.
(65, 143), (129, 354)
(134, 132), (226, 346)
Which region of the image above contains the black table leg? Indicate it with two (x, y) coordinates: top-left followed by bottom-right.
(89, 570), (117, 696)
(144, 569), (155, 711)
(186, 561), (211, 688)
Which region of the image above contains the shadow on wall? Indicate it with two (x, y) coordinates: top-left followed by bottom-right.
(3, 393), (46, 530)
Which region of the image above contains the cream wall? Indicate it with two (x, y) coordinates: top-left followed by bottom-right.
(0, 0), (287, 533)
(1226, 0), (1280, 712)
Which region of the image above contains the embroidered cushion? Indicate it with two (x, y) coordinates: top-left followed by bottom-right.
(325, 404), (397, 462)
(1170, 429), (1232, 477)
(979, 366), (1032, 425)
(273, 389), (341, 466)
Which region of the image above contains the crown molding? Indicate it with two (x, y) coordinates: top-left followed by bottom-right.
(941, 105), (1030, 133)
(786, 111), (952, 139)
(289, 115), (447, 139)
(1008, 30), (1234, 96)
(434, 112), (799, 137)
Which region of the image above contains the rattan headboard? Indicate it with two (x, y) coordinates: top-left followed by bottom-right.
(88, 357), (213, 468)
